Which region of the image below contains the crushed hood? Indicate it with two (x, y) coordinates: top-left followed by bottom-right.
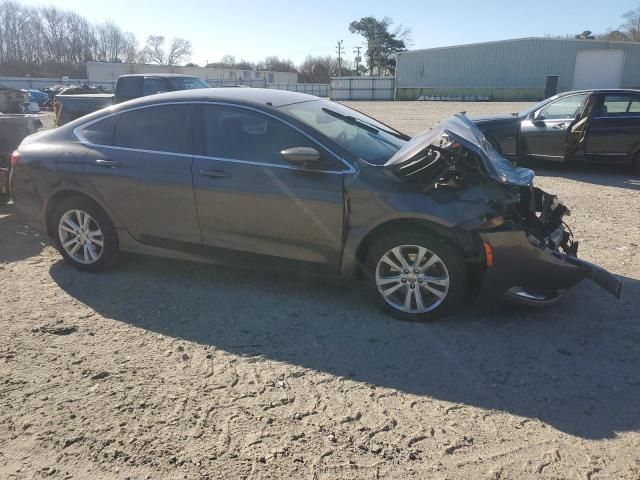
(385, 113), (534, 187)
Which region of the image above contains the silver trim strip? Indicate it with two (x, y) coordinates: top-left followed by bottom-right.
(73, 101), (356, 175)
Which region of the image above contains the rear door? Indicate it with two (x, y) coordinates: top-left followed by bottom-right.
(192, 103), (347, 273)
(80, 103), (201, 245)
(520, 93), (588, 161)
(581, 93), (640, 162)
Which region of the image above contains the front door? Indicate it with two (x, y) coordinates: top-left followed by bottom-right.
(520, 93), (589, 161)
(192, 104), (348, 273)
(81, 103), (201, 245)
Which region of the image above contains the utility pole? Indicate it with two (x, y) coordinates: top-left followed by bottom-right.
(354, 46), (362, 76)
(336, 40), (344, 77)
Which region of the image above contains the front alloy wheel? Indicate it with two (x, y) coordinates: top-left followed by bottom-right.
(376, 245), (450, 314)
(369, 232), (467, 321)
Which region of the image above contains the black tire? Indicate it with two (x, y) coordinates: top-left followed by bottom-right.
(52, 195), (119, 272)
(367, 230), (468, 322)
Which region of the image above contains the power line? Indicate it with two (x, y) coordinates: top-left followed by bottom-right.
(336, 40), (344, 77)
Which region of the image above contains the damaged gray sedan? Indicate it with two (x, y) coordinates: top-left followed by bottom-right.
(10, 89), (622, 321)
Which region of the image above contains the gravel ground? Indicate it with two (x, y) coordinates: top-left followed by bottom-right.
(1, 103), (639, 480)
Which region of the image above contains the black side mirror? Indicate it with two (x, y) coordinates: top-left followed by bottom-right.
(281, 147), (321, 165)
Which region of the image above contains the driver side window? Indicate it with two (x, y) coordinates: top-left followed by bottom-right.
(537, 94), (588, 120)
(201, 105), (341, 170)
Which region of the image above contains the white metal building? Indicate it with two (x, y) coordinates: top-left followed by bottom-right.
(395, 38), (640, 101)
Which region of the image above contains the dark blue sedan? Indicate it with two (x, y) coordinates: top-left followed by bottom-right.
(474, 89), (640, 173)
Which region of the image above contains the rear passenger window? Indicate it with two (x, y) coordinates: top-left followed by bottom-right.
(113, 104), (192, 154)
(598, 95), (640, 116)
(202, 105), (321, 165)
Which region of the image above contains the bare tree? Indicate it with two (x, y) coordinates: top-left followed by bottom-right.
(142, 35), (166, 65)
(220, 54), (236, 66)
(298, 55), (337, 83)
(258, 56), (297, 72)
(94, 21), (136, 63)
(621, 7), (640, 41)
(141, 35), (192, 66)
(166, 38), (192, 66)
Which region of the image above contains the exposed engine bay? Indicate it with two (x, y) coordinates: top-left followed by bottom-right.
(392, 134), (577, 251)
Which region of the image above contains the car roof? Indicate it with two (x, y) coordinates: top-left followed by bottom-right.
(558, 88), (640, 96)
(119, 73), (200, 79)
(112, 87), (320, 109)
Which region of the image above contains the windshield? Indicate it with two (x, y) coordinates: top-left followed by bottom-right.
(280, 100), (407, 165)
(168, 77), (210, 90)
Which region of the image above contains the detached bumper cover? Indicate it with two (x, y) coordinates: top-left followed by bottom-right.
(564, 256), (623, 299)
(479, 230), (622, 300)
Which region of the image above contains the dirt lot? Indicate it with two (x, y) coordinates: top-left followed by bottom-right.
(1, 103), (639, 480)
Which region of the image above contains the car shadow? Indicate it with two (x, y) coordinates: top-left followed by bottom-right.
(0, 203), (49, 264)
(522, 160), (640, 191)
(49, 254), (640, 440)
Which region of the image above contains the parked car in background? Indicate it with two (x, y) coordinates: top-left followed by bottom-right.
(54, 74), (210, 126)
(474, 89), (640, 173)
(21, 89), (49, 106)
(10, 89), (621, 321)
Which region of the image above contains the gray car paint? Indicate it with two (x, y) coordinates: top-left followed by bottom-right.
(10, 88), (622, 303)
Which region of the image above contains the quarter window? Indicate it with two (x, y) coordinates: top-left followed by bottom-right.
(202, 105), (335, 168)
(112, 104), (192, 154)
(80, 115), (118, 145)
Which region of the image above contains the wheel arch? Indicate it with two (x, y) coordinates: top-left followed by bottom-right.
(350, 217), (481, 279)
(44, 189), (113, 238)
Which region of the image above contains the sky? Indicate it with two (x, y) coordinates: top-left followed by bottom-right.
(17, 0), (640, 66)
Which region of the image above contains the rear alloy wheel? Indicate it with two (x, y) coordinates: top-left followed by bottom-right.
(369, 233), (467, 321)
(53, 197), (118, 272)
(58, 210), (104, 265)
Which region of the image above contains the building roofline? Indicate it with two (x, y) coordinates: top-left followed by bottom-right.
(398, 36), (640, 55)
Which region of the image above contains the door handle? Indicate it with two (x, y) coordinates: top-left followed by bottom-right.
(199, 169), (231, 178)
(95, 159), (121, 168)
(552, 123), (566, 130)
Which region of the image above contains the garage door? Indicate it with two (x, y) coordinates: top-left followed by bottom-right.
(572, 49), (624, 89)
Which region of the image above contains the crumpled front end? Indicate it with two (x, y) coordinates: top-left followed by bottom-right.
(479, 187), (622, 304)
(385, 112), (622, 305)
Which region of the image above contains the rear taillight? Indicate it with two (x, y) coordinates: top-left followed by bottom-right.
(10, 150), (20, 167)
